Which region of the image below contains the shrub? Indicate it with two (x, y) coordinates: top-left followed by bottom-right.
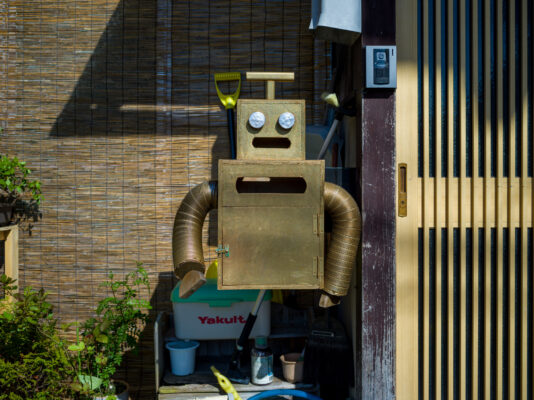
(0, 275), (75, 399)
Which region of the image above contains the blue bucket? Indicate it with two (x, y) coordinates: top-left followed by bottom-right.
(166, 340), (200, 376)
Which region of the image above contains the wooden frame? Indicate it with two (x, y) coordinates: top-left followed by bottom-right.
(0, 225), (19, 300)
(396, 0), (533, 398)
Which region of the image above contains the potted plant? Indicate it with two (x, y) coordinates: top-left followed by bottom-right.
(0, 154), (42, 228)
(68, 263), (152, 400)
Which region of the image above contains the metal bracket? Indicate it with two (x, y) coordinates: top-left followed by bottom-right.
(216, 244), (230, 257)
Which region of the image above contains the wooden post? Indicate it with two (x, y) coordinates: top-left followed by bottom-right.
(359, 0), (396, 398)
(334, 3), (396, 393)
(1, 225), (19, 300)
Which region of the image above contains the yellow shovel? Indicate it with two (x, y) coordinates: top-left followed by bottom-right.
(214, 72), (241, 159)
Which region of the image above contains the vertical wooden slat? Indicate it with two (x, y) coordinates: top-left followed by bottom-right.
(507, 0), (517, 397)
(483, 0), (492, 396)
(446, 0), (455, 397)
(496, 0), (505, 398)
(423, 1), (431, 398)
(520, 0), (529, 397)
(396, 0), (419, 396)
(436, 0), (444, 397)
(459, 0), (468, 397)
(531, 2), (534, 398)
(471, 0), (480, 396)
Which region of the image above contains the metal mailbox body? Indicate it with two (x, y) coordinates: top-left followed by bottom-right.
(217, 159), (324, 289)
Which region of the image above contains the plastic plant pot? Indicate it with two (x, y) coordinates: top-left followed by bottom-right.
(280, 353), (304, 383)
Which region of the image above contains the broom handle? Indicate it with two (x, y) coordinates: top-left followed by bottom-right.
(236, 289), (266, 351)
(227, 108), (236, 159)
(228, 289), (266, 371)
(317, 119), (339, 160)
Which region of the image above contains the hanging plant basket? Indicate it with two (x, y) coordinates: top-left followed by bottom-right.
(0, 155), (42, 231)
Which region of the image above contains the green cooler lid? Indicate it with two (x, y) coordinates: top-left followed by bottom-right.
(171, 279), (272, 308)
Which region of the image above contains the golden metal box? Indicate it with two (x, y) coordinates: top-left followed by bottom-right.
(236, 99), (306, 160)
(217, 159), (325, 289)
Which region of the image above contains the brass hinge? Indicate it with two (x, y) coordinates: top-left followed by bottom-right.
(313, 214), (323, 235)
(313, 256), (323, 277)
(215, 244), (230, 257)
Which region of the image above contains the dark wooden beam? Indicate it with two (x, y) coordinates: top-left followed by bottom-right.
(359, 0), (396, 398)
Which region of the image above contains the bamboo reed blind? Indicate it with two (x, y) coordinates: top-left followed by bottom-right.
(0, 1), (330, 397)
(397, 0), (533, 399)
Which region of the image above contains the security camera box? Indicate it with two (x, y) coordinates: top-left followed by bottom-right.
(171, 280), (271, 340)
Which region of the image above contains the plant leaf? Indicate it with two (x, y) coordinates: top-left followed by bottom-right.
(68, 342), (85, 351)
(78, 374), (103, 391)
(96, 334), (109, 344)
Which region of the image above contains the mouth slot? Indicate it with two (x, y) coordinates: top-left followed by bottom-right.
(236, 177), (307, 194)
(252, 137), (291, 149)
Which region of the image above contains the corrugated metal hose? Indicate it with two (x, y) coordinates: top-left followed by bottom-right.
(172, 180), (361, 307)
(172, 181), (217, 298)
(320, 182), (362, 307)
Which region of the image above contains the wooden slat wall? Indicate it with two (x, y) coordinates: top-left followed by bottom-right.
(0, 1), (330, 397)
(397, 0), (533, 398)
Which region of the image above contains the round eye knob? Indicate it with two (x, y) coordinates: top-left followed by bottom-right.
(278, 112), (295, 130)
(248, 111), (266, 129)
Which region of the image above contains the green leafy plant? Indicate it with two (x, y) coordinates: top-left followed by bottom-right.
(0, 265), (151, 399)
(0, 154), (42, 229)
(68, 264), (152, 398)
(0, 275), (75, 400)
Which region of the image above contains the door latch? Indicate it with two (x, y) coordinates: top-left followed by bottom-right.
(215, 244), (230, 257)
(398, 163), (407, 217)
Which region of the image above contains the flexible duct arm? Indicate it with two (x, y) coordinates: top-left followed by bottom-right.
(320, 182), (362, 308)
(172, 181), (218, 298)
(172, 180), (360, 305)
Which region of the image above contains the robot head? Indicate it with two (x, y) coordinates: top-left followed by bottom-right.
(236, 72), (305, 160)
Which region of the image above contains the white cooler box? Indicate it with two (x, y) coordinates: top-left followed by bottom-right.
(171, 279), (271, 340)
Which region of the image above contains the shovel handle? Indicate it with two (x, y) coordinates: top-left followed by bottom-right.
(227, 109), (236, 159)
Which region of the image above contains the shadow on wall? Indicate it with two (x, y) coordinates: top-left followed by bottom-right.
(49, 0), (229, 158)
(48, 0), (323, 143)
(47, 0), (325, 249)
(117, 271), (177, 399)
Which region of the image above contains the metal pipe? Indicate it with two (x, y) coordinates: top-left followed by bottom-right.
(321, 182), (362, 307)
(172, 181), (217, 282)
